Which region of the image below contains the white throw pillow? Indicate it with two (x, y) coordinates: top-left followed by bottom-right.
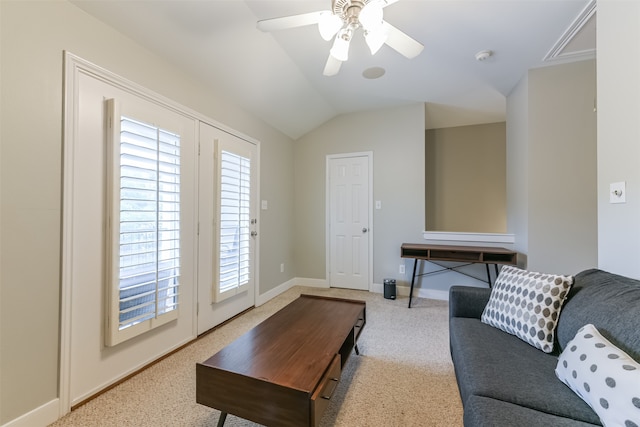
(481, 265), (573, 353)
(555, 323), (640, 427)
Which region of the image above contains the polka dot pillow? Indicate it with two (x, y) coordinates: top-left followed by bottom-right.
(481, 266), (573, 353)
(555, 324), (640, 427)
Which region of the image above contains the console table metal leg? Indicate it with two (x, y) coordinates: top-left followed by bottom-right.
(485, 264), (491, 287)
(408, 259), (418, 308)
(217, 412), (227, 427)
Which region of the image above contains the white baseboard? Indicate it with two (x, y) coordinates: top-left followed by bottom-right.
(371, 282), (384, 294)
(371, 282), (449, 301)
(398, 285), (449, 301)
(259, 277), (455, 308)
(1, 398), (59, 427)
(293, 277), (329, 288)
(255, 277), (329, 306)
(255, 278), (296, 306)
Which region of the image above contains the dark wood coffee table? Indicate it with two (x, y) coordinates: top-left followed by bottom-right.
(196, 294), (366, 427)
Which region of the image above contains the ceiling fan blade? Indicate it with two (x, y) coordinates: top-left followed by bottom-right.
(323, 55), (342, 76)
(382, 21), (424, 59)
(257, 11), (325, 32)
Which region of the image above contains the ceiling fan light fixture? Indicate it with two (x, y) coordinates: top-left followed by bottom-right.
(365, 28), (388, 55)
(330, 29), (351, 61)
(359, 1), (384, 31)
(318, 11), (343, 41)
(257, 0), (425, 77)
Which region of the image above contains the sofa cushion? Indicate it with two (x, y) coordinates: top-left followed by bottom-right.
(448, 285), (491, 319)
(464, 395), (602, 427)
(481, 265), (574, 353)
(556, 323), (640, 427)
(450, 316), (601, 424)
(557, 269), (640, 361)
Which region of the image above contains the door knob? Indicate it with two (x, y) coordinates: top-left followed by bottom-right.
(251, 231), (258, 237)
(362, 228), (368, 233)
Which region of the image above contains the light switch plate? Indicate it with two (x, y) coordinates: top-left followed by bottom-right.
(261, 200), (268, 210)
(375, 200), (381, 210)
(610, 182), (626, 204)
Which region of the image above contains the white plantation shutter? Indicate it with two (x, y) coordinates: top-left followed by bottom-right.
(106, 99), (181, 346)
(215, 149), (251, 302)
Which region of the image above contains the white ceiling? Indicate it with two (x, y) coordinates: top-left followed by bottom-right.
(71, 0), (596, 139)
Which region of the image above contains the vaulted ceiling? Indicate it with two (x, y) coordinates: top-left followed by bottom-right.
(71, 0), (596, 139)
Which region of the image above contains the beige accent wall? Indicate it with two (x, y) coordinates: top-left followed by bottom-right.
(294, 104), (425, 285)
(597, 0), (640, 277)
(506, 59), (597, 274)
(0, 1), (294, 423)
(425, 122), (506, 233)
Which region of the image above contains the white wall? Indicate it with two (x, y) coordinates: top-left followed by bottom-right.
(258, 126), (295, 294)
(506, 59), (597, 275)
(294, 104), (426, 287)
(506, 74), (530, 264)
(597, 0), (640, 277)
(0, 1), (294, 424)
(527, 60), (597, 274)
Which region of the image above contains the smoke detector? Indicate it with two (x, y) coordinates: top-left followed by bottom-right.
(475, 50), (493, 61)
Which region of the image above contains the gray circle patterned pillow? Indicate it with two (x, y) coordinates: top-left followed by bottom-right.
(480, 265), (574, 353)
(555, 323), (640, 427)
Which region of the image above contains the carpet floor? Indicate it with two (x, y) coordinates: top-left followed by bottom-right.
(50, 286), (463, 426)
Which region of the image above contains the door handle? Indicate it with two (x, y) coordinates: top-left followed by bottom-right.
(251, 231), (258, 237)
(362, 228), (368, 233)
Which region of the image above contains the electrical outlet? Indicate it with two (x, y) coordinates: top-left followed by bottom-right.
(399, 264), (405, 275)
(280, 263), (284, 273)
(610, 182), (626, 204)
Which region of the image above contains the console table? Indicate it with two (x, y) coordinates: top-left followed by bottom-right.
(196, 294), (366, 427)
(401, 243), (518, 308)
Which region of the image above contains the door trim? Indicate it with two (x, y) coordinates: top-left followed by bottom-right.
(325, 152), (374, 291)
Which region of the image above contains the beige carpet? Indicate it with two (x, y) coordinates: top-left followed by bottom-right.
(50, 286), (463, 426)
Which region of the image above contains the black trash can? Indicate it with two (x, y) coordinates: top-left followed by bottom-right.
(383, 279), (396, 300)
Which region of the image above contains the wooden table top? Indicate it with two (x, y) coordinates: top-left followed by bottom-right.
(401, 243), (515, 254)
(200, 294), (365, 394)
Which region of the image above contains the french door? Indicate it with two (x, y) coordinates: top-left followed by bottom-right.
(197, 123), (257, 334)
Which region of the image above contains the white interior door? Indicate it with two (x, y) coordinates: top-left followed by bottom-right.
(328, 153), (372, 290)
(197, 123), (257, 334)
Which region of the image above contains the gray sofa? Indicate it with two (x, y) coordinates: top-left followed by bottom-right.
(449, 268), (640, 426)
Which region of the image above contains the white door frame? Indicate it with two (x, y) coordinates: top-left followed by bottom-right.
(60, 52), (261, 417)
(325, 152), (374, 291)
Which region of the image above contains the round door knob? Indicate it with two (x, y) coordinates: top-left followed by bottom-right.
(362, 228), (368, 233)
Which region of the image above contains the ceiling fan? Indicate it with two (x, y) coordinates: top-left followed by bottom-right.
(257, 0), (424, 76)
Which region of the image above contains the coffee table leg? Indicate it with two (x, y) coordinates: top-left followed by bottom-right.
(217, 412), (227, 427)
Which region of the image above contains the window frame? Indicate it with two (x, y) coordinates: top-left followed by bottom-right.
(104, 99), (181, 347)
(213, 142), (254, 303)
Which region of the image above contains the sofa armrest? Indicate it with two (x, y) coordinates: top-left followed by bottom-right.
(449, 286), (492, 319)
